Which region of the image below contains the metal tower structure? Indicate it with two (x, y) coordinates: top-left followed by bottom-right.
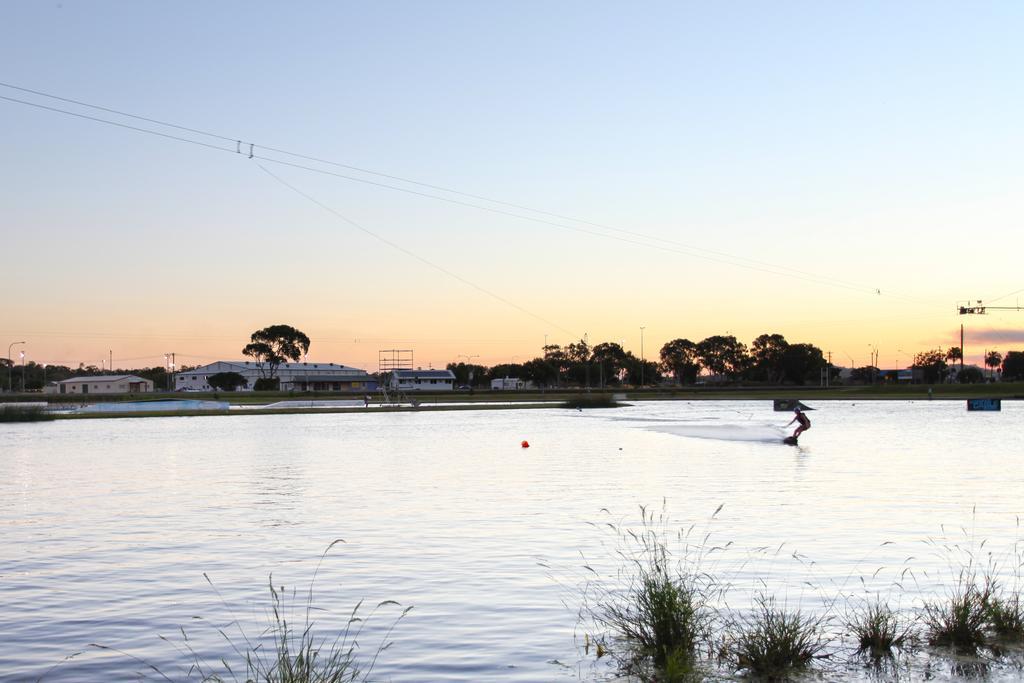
(378, 349), (414, 406)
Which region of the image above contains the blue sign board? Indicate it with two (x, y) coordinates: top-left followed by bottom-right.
(966, 399), (1001, 411)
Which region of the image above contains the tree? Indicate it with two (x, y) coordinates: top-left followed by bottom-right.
(487, 363), (526, 380)
(985, 350), (1003, 379)
(696, 335), (748, 380)
(591, 342), (629, 387)
(446, 362), (487, 387)
(542, 345), (569, 386)
(623, 356), (661, 386)
(659, 338), (700, 385)
(945, 346), (963, 368)
(242, 324), (310, 380)
(1002, 351), (1024, 381)
(564, 338), (592, 386)
(913, 348), (948, 384)
(207, 372), (248, 391)
(748, 333), (789, 383)
(779, 343), (826, 385)
(849, 365), (879, 384)
(521, 357), (558, 387)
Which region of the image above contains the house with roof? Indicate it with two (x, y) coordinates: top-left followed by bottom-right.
(174, 361), (377, 392)
(45, 375), (154, 395)
(389, 368), (455, 391)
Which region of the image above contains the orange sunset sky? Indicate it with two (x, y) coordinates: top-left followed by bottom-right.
(3, 3), (1022, 372)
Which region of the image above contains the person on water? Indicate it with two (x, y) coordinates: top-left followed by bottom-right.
(788, 406), (810, 439)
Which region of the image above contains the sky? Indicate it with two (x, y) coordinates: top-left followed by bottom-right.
(2, 1), (1022, 372)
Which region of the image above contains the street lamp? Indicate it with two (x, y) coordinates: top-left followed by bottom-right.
(7, 341), (25, 393)
(20, 350), (26, 392)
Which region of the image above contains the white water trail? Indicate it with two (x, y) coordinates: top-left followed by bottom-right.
(645, 422), (788, 443)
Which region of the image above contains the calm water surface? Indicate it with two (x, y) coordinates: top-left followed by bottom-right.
(1, 400), (1022, 681)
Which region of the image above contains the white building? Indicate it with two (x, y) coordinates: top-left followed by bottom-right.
(389, 369), (455, 391)
(174, 361), (377, 392)
(46, 375), (154, 395)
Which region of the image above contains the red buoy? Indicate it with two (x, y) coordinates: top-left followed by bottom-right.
(521, 440), (530, 448)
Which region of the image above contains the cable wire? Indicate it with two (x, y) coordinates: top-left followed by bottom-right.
(256, 163), (579, 337)
(1, 82), (941, 305)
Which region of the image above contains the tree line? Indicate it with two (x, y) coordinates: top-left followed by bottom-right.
(6, 325), (1024, 392)
(449, 333), (842, 388)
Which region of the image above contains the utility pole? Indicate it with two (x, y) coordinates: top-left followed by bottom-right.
(640, 326), (645, 387)
(826, 351), (832, 388)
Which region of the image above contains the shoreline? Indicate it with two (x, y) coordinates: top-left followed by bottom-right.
(2, 383), (1020, 420)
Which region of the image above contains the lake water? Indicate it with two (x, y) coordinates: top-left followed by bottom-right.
(1, 400), (1021, 681)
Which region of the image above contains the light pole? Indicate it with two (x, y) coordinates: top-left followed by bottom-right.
(640, 326), (645, 387)
(7, 341), (25, 393)
(867, 344), (878, 384)
(42, 363), (47, 388)
(20, 350), (26, 392)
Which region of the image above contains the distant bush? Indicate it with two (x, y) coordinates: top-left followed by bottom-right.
(207, 372), (248, 391)
(563, 394), (620, 409)
(0, 405), (55, 422)
(254, 377), (280, 391)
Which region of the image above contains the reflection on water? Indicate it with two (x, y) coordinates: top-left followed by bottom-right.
(0, 400), (1022, 680)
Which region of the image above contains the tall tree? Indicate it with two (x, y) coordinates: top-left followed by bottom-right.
(659, 338), (700, 385)
(623, 355), (661, 386)
(542, 344), (569, 386)
(590, 342), (629, 387)
(1001, 351), (1024, 381)
(779, 343), (826, 385)
(913, 348), (948, 384)
(749, 333), (789, 383)
(565, 338), (592, 386)
(521, 357), (558, 387)
(985, 350), (1003, 379)
(696, 335), (748, 380)
(945, 347), (963, 368)
(242, 324), (311, 380)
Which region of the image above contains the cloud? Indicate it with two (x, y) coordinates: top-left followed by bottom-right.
(960, 328), (1024, 346)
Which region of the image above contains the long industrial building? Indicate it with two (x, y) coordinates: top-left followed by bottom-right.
(174, 361), (377, 392)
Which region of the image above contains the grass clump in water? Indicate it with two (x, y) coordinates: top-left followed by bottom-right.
(846, 598), (912, 656)
(922, 570), (993, 650)
(582, 505), (717, 682)
(164, 541), (411, 682)
(987, 591), (1024, 641)
(729, 594), (827, 679)
(604, 554), (709, 676)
